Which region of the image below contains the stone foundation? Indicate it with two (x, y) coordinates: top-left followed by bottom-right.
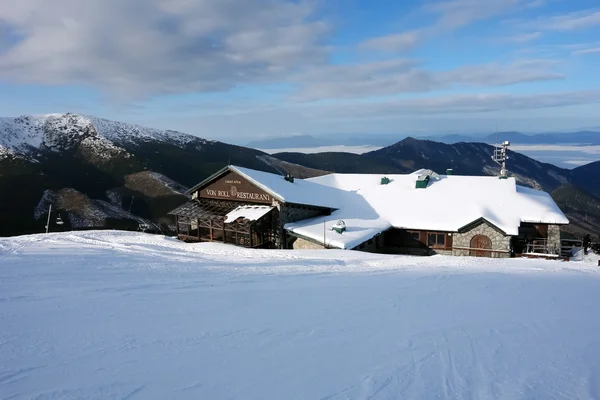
(291, 236), (325, 250)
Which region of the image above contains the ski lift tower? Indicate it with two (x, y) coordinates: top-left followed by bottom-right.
(492, 140), (510, 179)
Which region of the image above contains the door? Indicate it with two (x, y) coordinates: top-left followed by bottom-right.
(470, 235), (492, 257)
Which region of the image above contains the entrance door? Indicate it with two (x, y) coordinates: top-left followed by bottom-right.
(470, 235), (492, 257)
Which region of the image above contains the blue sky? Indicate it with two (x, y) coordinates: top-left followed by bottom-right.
(1, 0), (599, 141)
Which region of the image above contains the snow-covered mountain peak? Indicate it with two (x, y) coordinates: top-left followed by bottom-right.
(0, 113), (212, 160)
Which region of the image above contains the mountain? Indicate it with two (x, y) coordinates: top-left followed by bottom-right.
(570, 161), (600, 199)
(247, 130), (600, 150)
(365, 138), (574, 192)
(246, 133), (405, 149)
(431, 131), (600, 145)
(551, 184), (600, 239)
(246, 135), (327, 149)
(0, 113), (324, 236)
(268, 152), (405, 174)
(275, 137), (572, 192)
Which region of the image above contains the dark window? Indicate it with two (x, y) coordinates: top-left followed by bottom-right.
(408, 231), (420, 241)
(428, 233), (446, 247)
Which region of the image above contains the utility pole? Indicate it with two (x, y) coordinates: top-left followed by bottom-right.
(45, 204), (52, 234)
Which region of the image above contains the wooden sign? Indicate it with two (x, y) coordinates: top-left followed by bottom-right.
(199, 171), (272, 204)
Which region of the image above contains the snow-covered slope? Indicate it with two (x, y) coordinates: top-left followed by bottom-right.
(1, 231), (600, 399)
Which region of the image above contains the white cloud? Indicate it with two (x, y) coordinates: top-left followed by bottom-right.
(358, 0), (544, 54)
(573, 47), (600, 56)
(0, 0), (329, 99)
(424, 0), (525, 30)
(359, 31), (420, 52)
(0, 0), (592, 111)
(293, 59), (564, 101)
(309, 90), (600, 118)
(506, 32), (542, 42)
(531, 10), (600, 30)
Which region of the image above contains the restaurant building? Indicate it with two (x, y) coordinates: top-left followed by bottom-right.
(168, 165), (569, 258)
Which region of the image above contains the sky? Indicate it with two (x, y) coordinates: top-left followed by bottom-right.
(1, 0), (599, 141)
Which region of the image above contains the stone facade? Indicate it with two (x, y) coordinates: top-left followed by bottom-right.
(291, 236), (325, 250)
(279, 204), (327, 225)
(547, 224), (561, 254)
(279, 203), (331, 249)
(452, 220), (511, 258)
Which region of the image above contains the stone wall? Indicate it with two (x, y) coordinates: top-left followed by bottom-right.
(547, 224), (561, 254)
(279, 204), (331, 249)
(291, 236), (325, 250)
(452, 220), (511, 258)
(280, 204), (328, 225)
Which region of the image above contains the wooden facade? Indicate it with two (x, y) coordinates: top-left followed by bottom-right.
(196, 170), (273, 204)
(169, 167), (332, 249)
(376, 228), (454, 255)
(171, 169), (279, 248)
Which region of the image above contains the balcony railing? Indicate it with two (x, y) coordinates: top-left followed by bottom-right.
(524, 238), (560, 256)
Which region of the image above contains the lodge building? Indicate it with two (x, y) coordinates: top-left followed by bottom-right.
(168, 165), (569, 258)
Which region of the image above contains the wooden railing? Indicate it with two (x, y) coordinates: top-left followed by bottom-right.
(524, 238), (560, 256)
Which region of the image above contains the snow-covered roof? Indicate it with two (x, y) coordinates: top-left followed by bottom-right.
(197, 166), (342, 209)
(285, 170), (569, 250)
(224, 205), (274, 223)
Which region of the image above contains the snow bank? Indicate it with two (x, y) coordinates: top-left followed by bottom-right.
(1, 231), (599, 399)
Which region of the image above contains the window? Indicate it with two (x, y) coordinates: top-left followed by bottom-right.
(428, 233), (446, 248)
(408, 231), (420, 241)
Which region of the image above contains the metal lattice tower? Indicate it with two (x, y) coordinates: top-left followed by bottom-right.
(492, 140), (510, 178)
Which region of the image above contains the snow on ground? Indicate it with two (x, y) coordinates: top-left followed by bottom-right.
(1, 231), (600, 400)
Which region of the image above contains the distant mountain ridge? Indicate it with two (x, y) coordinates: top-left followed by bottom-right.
(274, 137), (580, 193)
(247, 130), (600, 149)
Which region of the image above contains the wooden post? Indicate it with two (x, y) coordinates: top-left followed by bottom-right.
(209, 219), (213, 241)
(176, 215), (179, 237)
(197, 218), (201, 241)
(235, 221), (239, 245)
(222, 219), (226, 243)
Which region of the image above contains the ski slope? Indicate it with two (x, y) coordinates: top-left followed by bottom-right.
(1, 231), (600, 399)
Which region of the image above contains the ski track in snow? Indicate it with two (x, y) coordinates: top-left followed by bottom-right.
(1, 230), (600, 399)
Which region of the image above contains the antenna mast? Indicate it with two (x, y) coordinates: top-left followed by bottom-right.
(491, 140), (510, 179)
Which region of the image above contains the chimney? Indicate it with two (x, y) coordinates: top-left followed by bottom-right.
(415, 174), (430, 189)
(284, 174), (294, 183)
(446, 169), (453, 175)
